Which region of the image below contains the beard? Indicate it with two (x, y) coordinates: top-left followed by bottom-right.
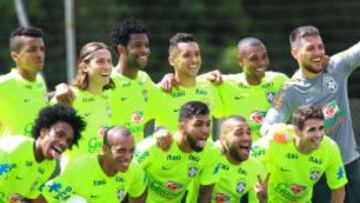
(228, 144), (248, 162)
(127, 54), (147, 69)
(185, 133), (204, 152)
(303, 63), (324, 74)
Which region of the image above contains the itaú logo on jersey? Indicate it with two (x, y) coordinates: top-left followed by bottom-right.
(322, 100), (339, 119)
(249, 111), (266, 124)
(213, 193), (230, 203)
(275, 183), (307, 201)
(131, 110), (144, 124)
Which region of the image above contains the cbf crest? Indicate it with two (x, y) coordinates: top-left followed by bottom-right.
(323, 76), (338, 93)
(236, 181), (246, 193)
(117, 188), (125, 200)
(188, 166), (198, 177)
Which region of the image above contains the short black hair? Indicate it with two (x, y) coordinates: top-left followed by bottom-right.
(289, 25), (320, 48)
(168, 33), (196, 55)
(293, 105), (324, 130)
(111, 18), (148, 54)
(9, 27), (44, 52)
(237, 37), (265, 57)
(179, 101), (209, 122)
(32, 104), (86, 149)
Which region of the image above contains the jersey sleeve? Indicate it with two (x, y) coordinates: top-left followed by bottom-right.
(260, 85), (294, 137)
(325, 141), (348, 190)
(41, 166), (77, 203)
(128, 162), (148, 198)
(198, 144), (221, 186)
(134, 138), (156, 169)
(250, 136), (272, 166)
(0, 150), (11, 188)
(328, 42), (360, 76)
(146, 85), (168, 122)
(209, 84), (225, 119)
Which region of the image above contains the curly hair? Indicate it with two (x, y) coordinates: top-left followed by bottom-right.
(32, 104), (86, 149)
(110, 18), (148, 54)
(293, 105), (324, 130)
(9, 26), (44, 52)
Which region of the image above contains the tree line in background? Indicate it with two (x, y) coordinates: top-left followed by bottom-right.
(1, 0), (359, 96)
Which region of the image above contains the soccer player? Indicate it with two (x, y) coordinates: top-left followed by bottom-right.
(0, 104), (85, 202)
(252, 105), (347, 202)
(148, 33), (224, 132)
(217, 37), (288, 141)
(110, 18), (156, 143)
(0, 27), (47, 137)
(210, 115), (268, 203)
(40, 126), (147, 203)
(260, 25), (360, 203)
(53, 42), (113, 157)
(135, 101), (220, 202)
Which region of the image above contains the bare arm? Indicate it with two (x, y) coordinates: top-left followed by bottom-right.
(330, 187), (345, 203)
(128, 189), (147, 203)
(197, 184), (214, 203)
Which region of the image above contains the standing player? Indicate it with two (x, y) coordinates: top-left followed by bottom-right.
(149, 33), (224, 132)
(53, 42), (113, 157)
(135, 101), (220, 202)
(261, 25), (360, 202)
(209, 115), (268, 203)
(217, 37), (288, 141)
(0, 27), (47, 137)
(252, 105), (347, 202)
(110, 18), (156, 143)
(40, 126), (147, 203)
(0, 104), (85, 202)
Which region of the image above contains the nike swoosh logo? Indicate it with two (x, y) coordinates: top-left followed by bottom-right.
(15, 176), (23, 180)
(162, 166), (171, 170)
(120, 97), (127, 101)
(280, 167), (290, 172)
(90, 195), (98, 198)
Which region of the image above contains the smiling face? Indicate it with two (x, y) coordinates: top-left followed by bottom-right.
(170, 41), (202, 79)
(125, 33), (150, 69)
(86, 49), (112, 88)
(11, 36), (45, 74)
(222, 119), (252, 162)
(103, 130), (135, 172)
(180, 114), (210, 152)
(238, 44), (269, 80)
(292, 36), (325, 75)
(39, 121), (75, 160)
(296, 118), (324, 152)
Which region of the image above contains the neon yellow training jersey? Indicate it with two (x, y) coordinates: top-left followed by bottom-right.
(135, 134), (220, 203)
(42, 154), (147, 203)
(65, 87), (112, 156)
(219, 72), (288, 141)
(110, 70), (155, 143)
(0, 69), (48, 137)
(210, 142), (267, 203)
(148, 79), (224, 131)
(251, 124), (348, 203)
(0, 136), (56, 202)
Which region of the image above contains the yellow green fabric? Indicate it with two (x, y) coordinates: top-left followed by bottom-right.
(110, 70), (156, 143)
(251, 124), (348, 203)
(148, 79), (224, 132)
(42, 154), (147, 203)
(0, 136), (56, 202)
(135, 134), (220, 203)
(219, 72), (288, 141)
(0, 69), (48, 137)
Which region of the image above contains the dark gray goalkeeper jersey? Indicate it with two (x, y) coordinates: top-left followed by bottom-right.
(262, 42), (360, 165)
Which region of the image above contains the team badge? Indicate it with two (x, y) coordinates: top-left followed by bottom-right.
(310, 170), (320, 181)
(266, 92), (276, 103)
(323, 76), (338, 93)
(117, 188), (125, 200)
(236, 181), (246, 193)
(188, 167), (198, 177)
(131, 110), (144, 124)
(290, 184), (306, 195)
